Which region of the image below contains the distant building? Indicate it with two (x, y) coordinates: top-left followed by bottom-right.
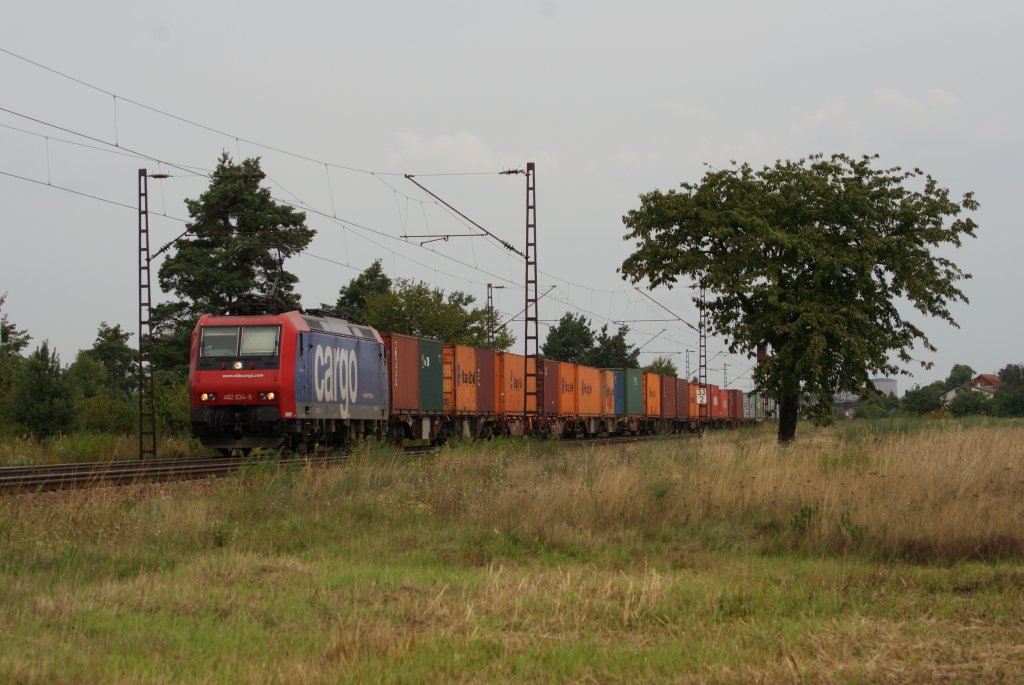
(871, 378), (898, 397)
(941, 373), (1001, 405)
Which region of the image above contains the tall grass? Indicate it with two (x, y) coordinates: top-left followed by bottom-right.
(2, 424), (1023, 683)
(0, 432), (202, 465)
(321, 423), (1024, 562)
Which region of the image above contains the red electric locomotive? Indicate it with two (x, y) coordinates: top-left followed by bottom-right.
(189, 311), (389, 454)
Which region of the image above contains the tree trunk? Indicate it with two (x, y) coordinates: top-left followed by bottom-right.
(777, 394), (799, 443)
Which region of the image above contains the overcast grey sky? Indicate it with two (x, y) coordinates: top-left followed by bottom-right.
(2, 1), (1020, 393)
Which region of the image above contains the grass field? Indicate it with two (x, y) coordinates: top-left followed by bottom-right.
(2, 422), (1023, 683)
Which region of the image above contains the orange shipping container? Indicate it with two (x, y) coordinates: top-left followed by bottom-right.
(600, 370), (616, 417)
(495, 352), (536, 414)
(643, 372), (662, 417)
(577, 366), (602, 417)
(557, 362), (577, 416)
(443, 344), (478, 414)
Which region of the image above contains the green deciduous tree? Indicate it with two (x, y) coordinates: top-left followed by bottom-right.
(993, 364), (1024, 417)
(901, 381), (946, 416)
(333, 259), (392, 322)
(13, 342), (73, 439)
(0, 292), (30, 356)
(66, 352), (134, 433)
(643, 355), (678, 377)
(998, 363), (1024, 388)
(152, 154), (314, 374)
(854, 389), (900, 419)
(363, 279), (514, 350)
(542, 313), (594, 363)
(948, 389), (992, 417)
(88, 323), (136, 400)
(584, 325), (640, 369)
(620, 154), (977, 442)
(944, 363), (975, 391)
(0, 354), (24, 429)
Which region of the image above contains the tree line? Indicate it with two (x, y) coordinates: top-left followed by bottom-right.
(2, 151), (988, 443)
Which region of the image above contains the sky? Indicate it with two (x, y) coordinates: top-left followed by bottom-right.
(1, 1), (1020, 395)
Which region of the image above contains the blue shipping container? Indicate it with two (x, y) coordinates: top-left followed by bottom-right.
(294, 330), (388, 421)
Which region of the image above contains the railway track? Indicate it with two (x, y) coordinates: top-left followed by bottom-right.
(1, 433), (695, 495)
(0, 454), (343, 495)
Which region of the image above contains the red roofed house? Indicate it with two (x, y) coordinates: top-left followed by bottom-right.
(971, 374), (1002, 391)
(942, 373), (1002, 404)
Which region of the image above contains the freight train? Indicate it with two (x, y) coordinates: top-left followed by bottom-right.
(189, 310), (771, 453)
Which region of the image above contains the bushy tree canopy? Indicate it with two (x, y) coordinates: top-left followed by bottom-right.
(152, 154), (313, 374)
(333, 259), (392, 322)
(944, 363), (975, 390)
(998, 363), (1024, 388)
(13, 342), (73, 438)
(621, 154), (978, 441)
(88, 323), (136, 400)
(541, 315), (639, 368)
(901, 381), (946, 416)
(586, 325), (640, 369)
(542, 313), (594, 363)
(359, 278), (514, 351)
(643, 355), (678, 377)
(0, 292), (30, 356)
(948, 389), (991, 417)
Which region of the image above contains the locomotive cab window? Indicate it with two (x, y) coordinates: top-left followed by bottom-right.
(201, 327), (240, 358)
(240, 326), (280, 356)
(198, 325), (281, 369)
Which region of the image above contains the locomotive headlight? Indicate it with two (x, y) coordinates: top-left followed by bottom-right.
(201, 392), (209, 401)
(259, 392), (267, 400)
(267, 392), (276, 401)
(233, 361), (243, 370)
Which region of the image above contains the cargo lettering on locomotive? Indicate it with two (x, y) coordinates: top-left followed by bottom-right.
(313, 344), (359, 414)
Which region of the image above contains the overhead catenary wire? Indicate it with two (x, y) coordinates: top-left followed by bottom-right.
(0, 46), (507, 179)
(0, 106), (526, 293)
(3, 46), (654, 300)
(2, 47), (748, 357)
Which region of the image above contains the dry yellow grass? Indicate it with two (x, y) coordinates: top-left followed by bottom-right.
(325, 423), (1024, 560)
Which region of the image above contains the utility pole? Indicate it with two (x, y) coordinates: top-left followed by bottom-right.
(522, 162), (540, 427)
(486, 283), (504, 347)
(685, 349), (691, 380)
(137, 169), (158, 459)
(698, 287), (708, 430)
(724, 362), (728, 388)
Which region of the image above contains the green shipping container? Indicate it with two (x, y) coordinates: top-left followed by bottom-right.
(753, 392), (764, 420)
(622, 368), (644, 416)
(419, 338), (443, 413)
